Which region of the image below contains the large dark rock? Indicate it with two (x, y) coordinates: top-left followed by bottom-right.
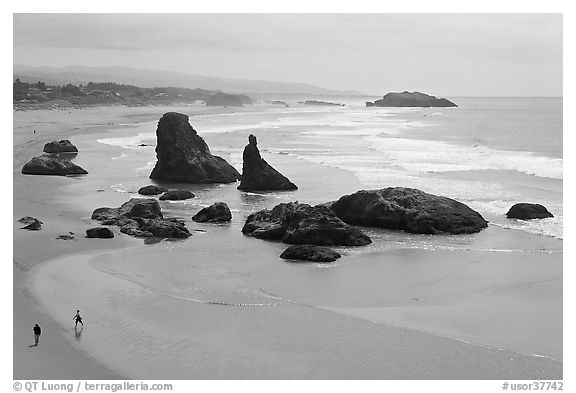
(18, 216), (42, 230)
(118, 198), (163, 219)
(43, 140), (78, 153)
(86, 227), (114, 238)
(91, 198), (190, 239)
(21, 154), (88, 176)
(280, 245), (342, 263)
(192, 202), (232, 222)
(205, 92), (252, 107)
(138, 185), (167, 196)
(136, 218), (191, 238)
(331, 188), (488, 234)
(367, 92), (457, 107)
(506, 203), (554, 220)
(242, 202), (371, 246)
(237, 135), (297, 191)
(149, 112), (239, 184)
(159, 189), (195, 201)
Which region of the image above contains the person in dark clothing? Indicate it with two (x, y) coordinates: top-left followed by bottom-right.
(33, 324), (41, 346)
(73, 310), (83, 328)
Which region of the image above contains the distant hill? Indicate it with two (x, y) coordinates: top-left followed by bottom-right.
(13, 65), (363, 96)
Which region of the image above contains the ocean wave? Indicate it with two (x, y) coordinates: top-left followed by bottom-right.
(97, 132), (156, 149)
(365, 136), (563, 180)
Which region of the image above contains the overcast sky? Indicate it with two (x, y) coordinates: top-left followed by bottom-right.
(13, 13), (562, 96)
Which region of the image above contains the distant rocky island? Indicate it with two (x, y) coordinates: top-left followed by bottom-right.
(366, 91), (457, 107)
(302, 100), (344, 107)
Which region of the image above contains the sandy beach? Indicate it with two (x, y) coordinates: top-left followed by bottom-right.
(13, 104), (562, 380)
(13, 105), (211, 379)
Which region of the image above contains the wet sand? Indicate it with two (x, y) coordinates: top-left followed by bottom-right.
(30, 250), (561, 379)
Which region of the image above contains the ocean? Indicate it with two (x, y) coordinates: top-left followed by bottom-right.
(39, 97), (562, 378)
(99, 96), (563, 241)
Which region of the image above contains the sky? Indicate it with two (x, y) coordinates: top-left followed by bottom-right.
(13, 13), (563, 96)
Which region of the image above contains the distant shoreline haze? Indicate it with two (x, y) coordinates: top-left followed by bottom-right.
(12, 64), (562, 98)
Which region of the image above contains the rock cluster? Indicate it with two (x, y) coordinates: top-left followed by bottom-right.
(91, 198), (190, 239)
(331, 188), (488, 234)
(237, 135), (297, 191)
(242, 202), (371, 246)
(149, 112), (239, 184)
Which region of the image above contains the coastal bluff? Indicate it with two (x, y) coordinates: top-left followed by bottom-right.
(366, 91), (457, 107)
(237, 135), (297, 191)
(149, 112), (239, 183)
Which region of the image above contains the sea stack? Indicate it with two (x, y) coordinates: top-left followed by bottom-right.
(237, 135), (297, 191)
(366, 92), (457, 107)
(149, 112), (239, 183)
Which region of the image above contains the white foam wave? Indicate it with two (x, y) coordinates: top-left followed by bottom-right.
(365, 136), (563, 180)
(97, 132), (155, 149)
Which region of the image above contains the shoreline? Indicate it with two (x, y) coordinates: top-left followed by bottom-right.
(13, 106), (190, 379)
(28, 248), (562, 379)
(14, 104), (563, 379)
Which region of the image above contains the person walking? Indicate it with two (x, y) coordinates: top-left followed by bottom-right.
(73, 310), (84, 328)
(33, 324), (41, 346)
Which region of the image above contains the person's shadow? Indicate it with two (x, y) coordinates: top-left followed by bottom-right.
(74, 326), (83, 341)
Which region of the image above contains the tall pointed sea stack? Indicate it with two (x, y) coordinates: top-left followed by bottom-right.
(149, 112), (239, 183)
(237, 135), (297, 191)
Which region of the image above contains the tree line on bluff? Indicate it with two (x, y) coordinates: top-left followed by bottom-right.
(13, 79), (252, 107)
